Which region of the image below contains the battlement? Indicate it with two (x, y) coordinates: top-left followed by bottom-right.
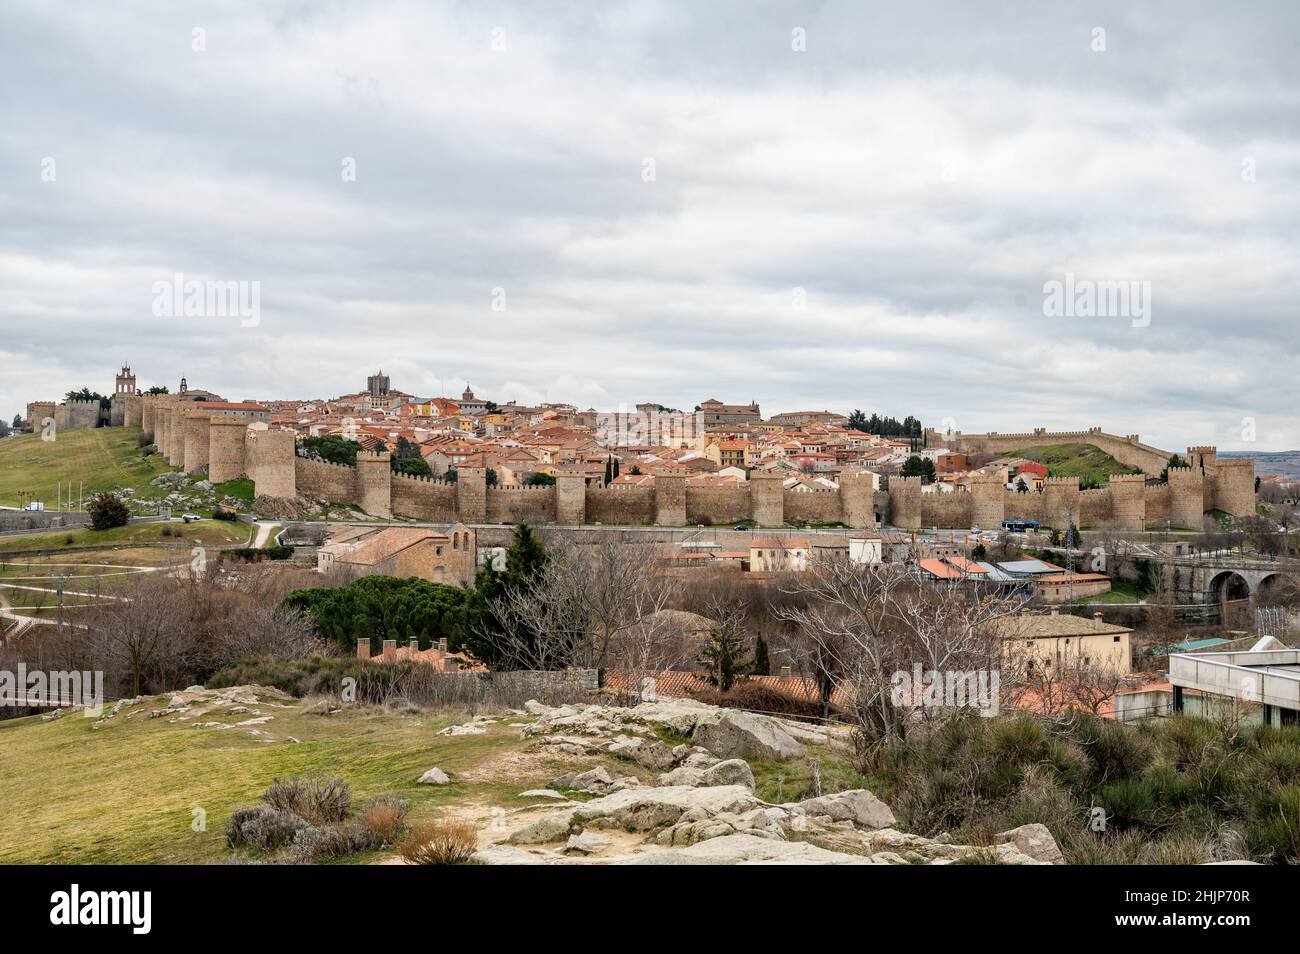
(391, 471), (456, 487)
(1187, 445), (1216, 456)
(1043, 476), (1080, 487)
(1108, 473), (1148, 484)
(294, 453), (356, 470)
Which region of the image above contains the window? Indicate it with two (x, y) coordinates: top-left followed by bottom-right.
(436, 547), (443, 556)
(1113, 635), (1121, 642)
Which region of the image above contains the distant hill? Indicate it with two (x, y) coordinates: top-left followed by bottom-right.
(1219, 450), (1300, 480)
(1008, 443), (1143, 488)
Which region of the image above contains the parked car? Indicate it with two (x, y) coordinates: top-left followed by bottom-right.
(733, 525), (749, 531)
(181, 513), (202, 523)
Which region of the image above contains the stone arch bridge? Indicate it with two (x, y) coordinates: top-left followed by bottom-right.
(1169, 555), (1293, 608)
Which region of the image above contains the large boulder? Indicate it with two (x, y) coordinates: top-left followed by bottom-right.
(691, 709), (804, 761)
(506, 785), (759, 844)
(995, 824), (1065, 865)
(796, 789), (896, 831)
(658, 758), (756, 792)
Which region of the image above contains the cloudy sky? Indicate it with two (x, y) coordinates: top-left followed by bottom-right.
(2, 1), (1298, 451)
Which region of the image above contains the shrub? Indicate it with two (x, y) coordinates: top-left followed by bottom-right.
(225, 805), (309, 851)
(360, 796), (409, 847)
(87, 492), (130, 530)
(399, 819), (478, 865)
(213, 505), (238, 521)
(1245, 785), (1300, 862)
(287, 821), (375, 864)
(261, 775), (351, 825)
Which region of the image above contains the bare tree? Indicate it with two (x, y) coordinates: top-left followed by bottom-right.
(777, 558), (1030, 751)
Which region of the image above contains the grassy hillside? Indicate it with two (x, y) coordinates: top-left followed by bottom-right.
(0, 688), (660, 864)
(1010, 443), (1142, 487)
(0, 427), (172, 509)
(0, 518), (250, 555)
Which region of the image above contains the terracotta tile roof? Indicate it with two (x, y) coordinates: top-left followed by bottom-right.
(336, 528), (450, 566)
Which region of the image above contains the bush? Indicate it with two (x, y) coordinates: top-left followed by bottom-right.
(400, 819), (478, 865)
(287, 821), (376, 864)
(87, 492), (130, 530)
(261, 775), (351, 826)
(360, 796), (409, 847)
(225, 805), (309, 851)
(213, 505), (238, 521)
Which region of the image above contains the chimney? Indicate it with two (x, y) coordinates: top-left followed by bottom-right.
(1093, 612), (1104, 622)
(356, 638), (371, 660)
(780, 665), (792, 678)
(382, 639), (397, 662)
(408, 638), (419, 652)
(1049, 607), (1059, 616)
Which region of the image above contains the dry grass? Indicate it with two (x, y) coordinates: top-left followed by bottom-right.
(360, 797), (408, 846)
(400, 819), (478, 865)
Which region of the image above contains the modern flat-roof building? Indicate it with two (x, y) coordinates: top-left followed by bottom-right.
(1167, 637), (1300, 727)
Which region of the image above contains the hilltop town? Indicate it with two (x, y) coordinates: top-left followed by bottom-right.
(12, 366), (1261, 535)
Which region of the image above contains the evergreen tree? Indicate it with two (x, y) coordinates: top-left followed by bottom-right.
(847, 409), (868, 433)
(698, 627), (751, 692)
(87, 492), (130, 530)
(751, 635), (771, 676)
(458, 523), (549, 668)
(603, 456), (613, 486)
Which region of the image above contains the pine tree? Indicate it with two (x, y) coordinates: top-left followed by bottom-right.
(603, 456), (613, 486)
(699, 627), (751, 692)
(751, 635), (770, 676)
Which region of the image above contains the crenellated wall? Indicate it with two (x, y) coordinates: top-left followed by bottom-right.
(486, 484), (558, 524)
(182, 409), (211, 474)
(928, 425), (1171, 475)
(208, 419), (248, 483)
(246, 428), (296, 499)
(216, 432), (1256, 530)
(686, 484), (751, 526)
(391, 472), (458, 522)
(586, 484), (656, 525)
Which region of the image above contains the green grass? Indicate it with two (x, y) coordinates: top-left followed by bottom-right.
(749, 745), (872, 804)
(1010, 443), (1142, 488)
(0, 427), (174, 509)
(0, 694), (575, 864)
(213, 478), (255, 505)
(0, 519), (250, 554)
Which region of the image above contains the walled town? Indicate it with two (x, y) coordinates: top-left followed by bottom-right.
(3, 364), (1299, 871)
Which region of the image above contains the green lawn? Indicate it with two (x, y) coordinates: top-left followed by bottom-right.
(0, 427), (174, 509)
(0, 519), (251, 554)
(1010, 443), (1142, 487)
(0, 693), (582, 864)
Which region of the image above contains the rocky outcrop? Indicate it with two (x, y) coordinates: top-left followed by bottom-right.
(690, 709), (805, 761)
(996, 824), (1065, 865)
(796, 789), (896, 831)
(498, 697), (1063, 866)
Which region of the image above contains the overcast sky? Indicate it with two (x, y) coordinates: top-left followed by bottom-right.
(2, 1), (1298, 451)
